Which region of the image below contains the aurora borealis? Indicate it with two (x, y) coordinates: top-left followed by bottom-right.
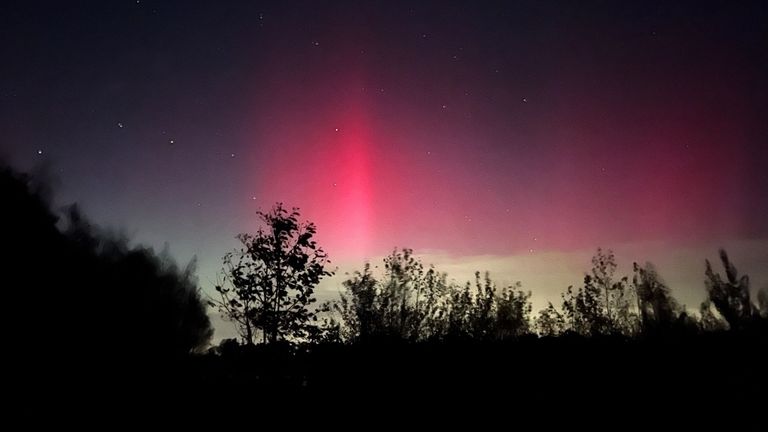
(1, 1), (766, 340)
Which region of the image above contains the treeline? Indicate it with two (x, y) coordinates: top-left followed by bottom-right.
(311, 248), (767, 345)
(207, 199), (767, 348)
(3, 162), (765, 416)
(198, 203), (764, 417)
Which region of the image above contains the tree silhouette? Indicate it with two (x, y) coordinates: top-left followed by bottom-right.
(1, 165), (213, 355)
(324, 263), (380, 342)
(535, 302), (566, 336)
(381, 249), (446, 340)
(493, 280), (533, 339)
(442, 271), (531, 340)
(698, 299), (728, 332)
(558, 248), (638, 335)
(632, 262), (683, 332)
(759, 287), (768, 319)
(561, 281), (609, 336)
(212, 203), (333, 345)
(325, 249), (532, 342)
(2, 162), (213, 406)
(704, 249), (758, 330)
(59, 204), (215, 356)
(326, 249), (447, 342)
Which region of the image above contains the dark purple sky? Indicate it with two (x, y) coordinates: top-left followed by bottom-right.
(2, 1), (767, 338)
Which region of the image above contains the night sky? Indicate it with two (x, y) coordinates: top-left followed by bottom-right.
(2, 1), (767, 340)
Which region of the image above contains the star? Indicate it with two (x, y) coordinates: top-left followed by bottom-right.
(37, 149), (43, 155)
(441, 104), (447, 109)
(312, 41), (320, 46)
(169, 139), (175, 145)
(522, 97), (528, 103)
(117, 122), (124, 128)
(334, 128), (339, 132)
(230, 153), (236, 158)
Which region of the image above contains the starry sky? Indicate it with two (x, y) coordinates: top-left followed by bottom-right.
(2, 1), (767, 340)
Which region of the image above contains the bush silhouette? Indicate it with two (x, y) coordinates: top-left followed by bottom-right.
(324, 249), (532, 342)
(325, 249), (447, 342)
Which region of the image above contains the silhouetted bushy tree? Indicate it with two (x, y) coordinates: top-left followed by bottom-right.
(441, 271), (531, 340)
(698, 300), (728, 332)
(633, 262), (684, 332)
(325, 249), (446, 342)
(561, 280), (610, 336)
(703, 249), (760, 331)
(758, 287), (768, 319)
(324, 249), (532, 342)
(325, 263), (381, 341)
(442, 272), (496, 340)
(547, 249), (639, 336)
(380, 248), (446, 340)
(591, 248), (637, 333)
(55, 204), (214, 356)
(494, 281), (533, 339)
(535, 302), (567, 337)
(211, 203), (333, 344)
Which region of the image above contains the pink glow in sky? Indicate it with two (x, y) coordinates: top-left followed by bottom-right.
(247, 58), (761, 261)
(4, 2), (765, 318)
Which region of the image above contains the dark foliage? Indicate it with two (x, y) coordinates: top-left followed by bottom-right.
(703, 249), (761, 331)
(322, 249), (531, 342)
(1, 164), (212, 410)
(633, 261), (693, 333)
(211, 203), (333, 345)
(2, 163), (766, 422)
